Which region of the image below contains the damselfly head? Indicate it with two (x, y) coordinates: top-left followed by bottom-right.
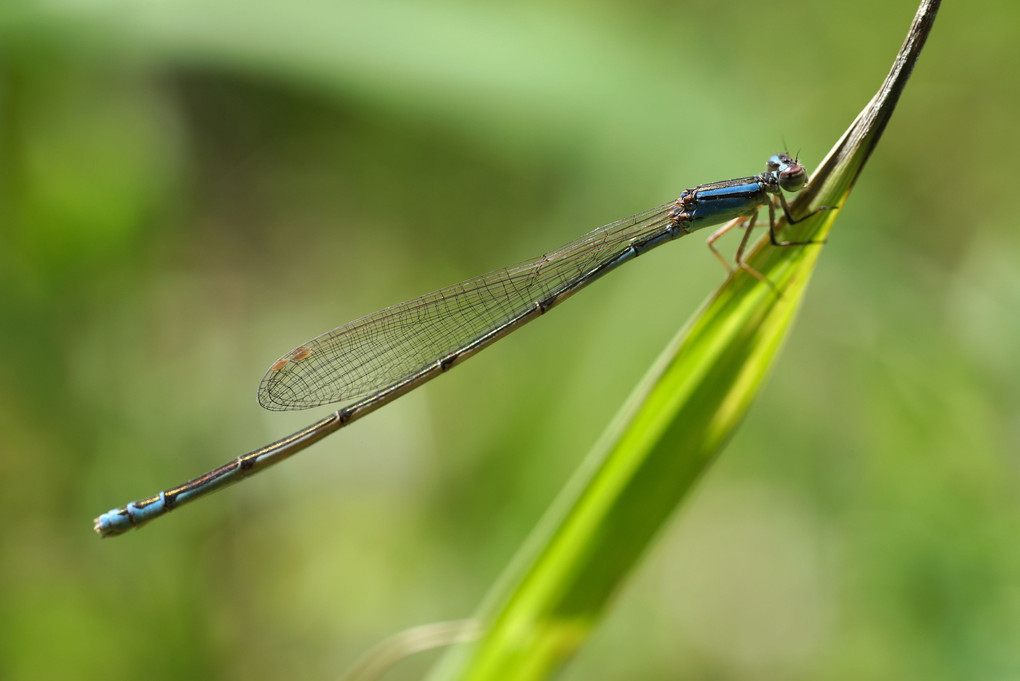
(768, 152), (807, 193)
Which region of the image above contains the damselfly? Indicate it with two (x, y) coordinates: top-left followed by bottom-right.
(94, 153), (821, 536)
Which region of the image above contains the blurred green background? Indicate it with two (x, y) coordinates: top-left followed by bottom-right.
(1, 0), (1017, 679)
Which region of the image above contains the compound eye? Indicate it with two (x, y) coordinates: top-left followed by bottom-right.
(778, 163), (807, 192)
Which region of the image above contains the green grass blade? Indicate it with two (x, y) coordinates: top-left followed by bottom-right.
(424, 2), (941, 680)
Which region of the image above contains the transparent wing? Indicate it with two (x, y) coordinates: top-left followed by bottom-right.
(258, 203), (678, 411)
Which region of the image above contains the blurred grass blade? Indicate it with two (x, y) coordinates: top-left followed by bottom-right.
(338, 620), (483, 681)
(424, 1), (941, 680)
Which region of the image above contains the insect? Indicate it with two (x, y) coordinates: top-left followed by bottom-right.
(95, 153), (821, 536)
